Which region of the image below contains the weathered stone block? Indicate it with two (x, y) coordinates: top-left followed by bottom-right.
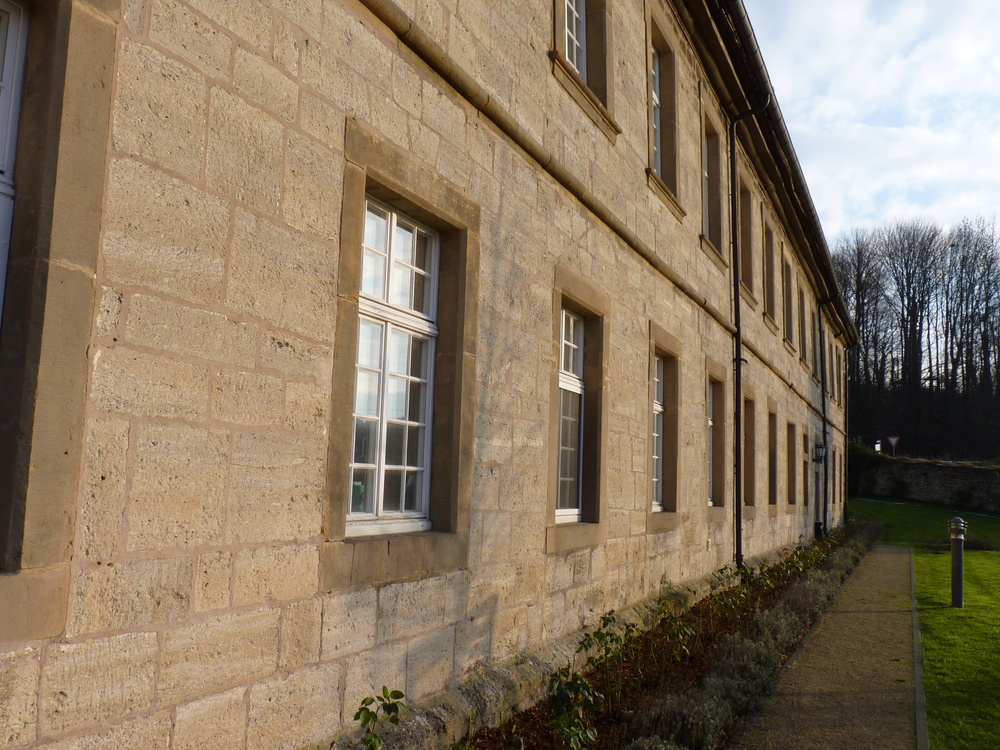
(211, 369), (284, 426)
(284, 381), (329, 432)
(226, 210), (336, 340)
(283, 131), (343, 240)
(160, 609), (280, 704)
(90, 347), (210, 420)
(246, 664), (341, 750)
(41, 633), (158, 734)
(259, 332), (331, 379)
(193, 550), (232, 612)
(233, 545), (319, 605)
(37, 713), (171, 750)
(321, 588), (376, 658)
(280, 598), (322, 669)
(341, 641), (407, 726)
(406, 626), (456, 700)
(67, 557), (192, 636)
(126, 422), (227, 551)
(207, 89), (283, 214)
(183, 0), (270, 49)
(102, 159), (228, 304)
(273, 15), (305, 76)
(113, 39), (207, 180)
(125, 294), (258, 368)
(173, 687), (247, 750)
(150, 0), (232, 79)
(95, 287), (122, 339)
(234, 46), (297, 122)
(229, 432), (325, 544)
(0, 647), (40, 747)
(77, 417), (129, 561)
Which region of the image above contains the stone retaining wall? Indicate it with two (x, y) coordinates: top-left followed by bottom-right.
(858, 459), (1000, 513)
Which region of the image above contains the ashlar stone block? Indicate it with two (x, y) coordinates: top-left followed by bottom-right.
(77, 417), (129, 561)
(283, 131), (343, 240)
(150, 0), (232, 80)
(0, 647), (40, 747)
(232, 545), (319, 605)
(90, 347), (210, 420)
(67, 556), (193, 636)
(41, 633), (158, 734)
(211, 369), (284, 426)
(234, 46), (297, 122)
(246, 664), (340, 750)
(207, 89), (283, 214)
(113, 39), (207, 180)
(36, 713), (171, 750)
(102, 159), (228, 304)
(160, 609), (280, 704)
(173, 687), (247, 750)
(126, 422), (228, 551)
(227, 210), (336, 341)
(229, 432), (325, 544)
(279, 598), (322, 669)
(125, 294), (258, 368)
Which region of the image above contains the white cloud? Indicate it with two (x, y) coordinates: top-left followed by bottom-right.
(742, 0), (1000, 240)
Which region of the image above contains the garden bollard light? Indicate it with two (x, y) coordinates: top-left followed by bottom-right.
(949, 517), (966, 609)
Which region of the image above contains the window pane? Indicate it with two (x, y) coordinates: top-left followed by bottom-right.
(383, 470), (403, 512)
(413, 273), (427, 315)
(355, 370), (380, 416)
(390, 263), (414, 309)
(408, 382), (424, 422)
(386, 376), (407, 419)
(351, 468), (374, 514)
(364, 206), (388, 252)
(403, 470), (421, 511)
(358, 320), (383, 369)
(414, 232), (431, 272)
(362, 248), (386, 299)
(395, 223), (414, 265)
(406, 425), (423, 466)
(385, 422), (406, 466)
(354, 418), (378, 464)
(388, 329), (409, 375)
(409, 338), (426, 378)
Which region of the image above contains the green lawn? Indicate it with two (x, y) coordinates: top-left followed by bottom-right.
(848, 497), (1000, 750)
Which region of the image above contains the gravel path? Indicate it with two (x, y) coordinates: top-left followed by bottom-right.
(730, 545), (928, 750)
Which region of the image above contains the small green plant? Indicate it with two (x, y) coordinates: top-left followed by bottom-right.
(577, 609), (638, 707)
(547, 665), (603, 749)
(354, 686), (405, 750)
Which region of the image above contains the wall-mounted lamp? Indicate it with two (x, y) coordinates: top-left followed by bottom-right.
(812, 443), (827, 464)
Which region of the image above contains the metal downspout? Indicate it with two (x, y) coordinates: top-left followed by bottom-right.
(819, 315), (830, 536)
(730, 95), (771, 569)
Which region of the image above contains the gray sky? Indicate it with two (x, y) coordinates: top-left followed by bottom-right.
(741, 0), (1000, 243)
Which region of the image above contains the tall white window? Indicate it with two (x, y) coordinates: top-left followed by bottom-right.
(565, 0), (587, 80)
(349, 200), (438, 535)
(707, 377), (724, 506)
(0, 0), (27, 330)
(652, 355), (665, 509)
(557, 307), (584, 521)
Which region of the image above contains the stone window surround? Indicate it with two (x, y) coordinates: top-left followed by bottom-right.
(644, 0), (682, 219)
(322, 120), (479, 590)
(550, 0), (621, 142)
(700, 110), (725, 259)
(706, 357), (727, 519)
(546, 264), (609, 554)
(647, 321), (680, 533)
(0, 0), (116, 644)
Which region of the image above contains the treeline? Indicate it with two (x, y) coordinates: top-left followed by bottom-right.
(833, 217), (1000, 460)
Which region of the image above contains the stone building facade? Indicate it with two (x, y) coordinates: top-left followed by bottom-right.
(0, 0), (855, 748)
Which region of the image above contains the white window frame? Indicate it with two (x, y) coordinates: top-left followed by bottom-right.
(652, 354), (665, 510)
(557, 307), (585, 522)
(707, 380), (715, 506)
(348, 199), (439, 536)
(0, 0), (28, 331)
(565, 0), (587, 80)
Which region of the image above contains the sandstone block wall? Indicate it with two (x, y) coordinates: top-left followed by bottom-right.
(0, 0), (849, 748)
